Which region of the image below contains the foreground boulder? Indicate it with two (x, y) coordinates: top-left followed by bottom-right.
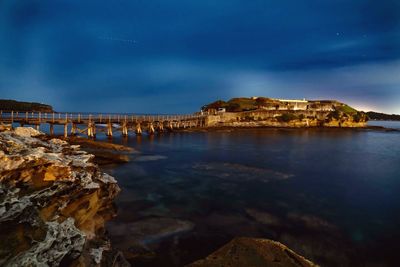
(0, 128), (128, 266)
(188, 237), (317, 267)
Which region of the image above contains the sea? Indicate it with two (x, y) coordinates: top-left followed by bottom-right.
(26, 121), (400, 266)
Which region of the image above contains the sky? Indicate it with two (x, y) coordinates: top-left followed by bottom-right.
(0, 0), (399, 114)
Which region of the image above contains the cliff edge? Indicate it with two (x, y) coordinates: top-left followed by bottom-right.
(0, 127), (128, 266)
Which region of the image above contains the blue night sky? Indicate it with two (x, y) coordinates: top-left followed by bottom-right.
(0, 0), (399, 114)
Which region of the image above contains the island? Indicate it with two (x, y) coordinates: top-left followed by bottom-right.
(200, 97), (368, 128)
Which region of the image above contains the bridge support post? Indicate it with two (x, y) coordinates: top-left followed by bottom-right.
(157, 122), (164, 133)
(88, 125), (92, 138)
(92, 123), (96, 138)
(64, 123), (68, 138)
(135, 123), (142, 135)
(49, 124), (54, 135)
(87, 122), (95, 138)
(71, 123), (77, 135)
(168, 121), (173, 131)
(148, 122), (155, 135)
(122, 122), (128, 137)
(106, 123), (113, 137)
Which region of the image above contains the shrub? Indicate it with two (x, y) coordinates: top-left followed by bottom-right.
(353, 112), (366, 122)
(277, 113), (298, 122)
(244, 116), (255, 121)
(204, 100), (227, 110)
(226, 102), (241, 112)
(328, 110), (340, 120)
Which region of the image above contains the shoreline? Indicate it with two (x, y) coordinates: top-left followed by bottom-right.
(172, 124), (399, 133)
(41, 135), (136, 165)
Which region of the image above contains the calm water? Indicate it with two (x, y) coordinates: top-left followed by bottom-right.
(31, 122), (400, 266)
(96, 122), (400, 267)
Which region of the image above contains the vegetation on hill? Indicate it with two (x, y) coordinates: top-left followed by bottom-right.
(336, 104), (358, 114)
(202, 97), (275, 112)
(0, 99), (53, 112)
(367, 111), (400, 121)
(327, 104), (367, 122)
(277, 113), (300, 122)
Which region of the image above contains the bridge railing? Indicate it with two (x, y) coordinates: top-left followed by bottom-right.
(0, 111), (205, 124)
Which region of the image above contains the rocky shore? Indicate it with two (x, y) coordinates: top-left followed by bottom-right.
(0, 127), (128, 266)
(189, 237), (317, 267)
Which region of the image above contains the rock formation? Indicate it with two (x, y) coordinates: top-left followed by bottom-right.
(0, 127), (128, 266)
(188, 237), (318, 267)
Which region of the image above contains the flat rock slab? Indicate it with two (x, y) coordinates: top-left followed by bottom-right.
(14, 126), (43, 137)
(188, 237), (318, 267)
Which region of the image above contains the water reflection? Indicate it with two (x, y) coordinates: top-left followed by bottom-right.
(84, 126), (400, 266)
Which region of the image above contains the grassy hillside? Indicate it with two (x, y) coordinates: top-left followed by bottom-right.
(0, 99), (53, 112)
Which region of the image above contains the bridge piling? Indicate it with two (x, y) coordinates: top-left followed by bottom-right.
(157, 122), (164, 133)
(71, 123), (77, 135)
(167, 121), (173, 131)
(106, 122), (113, 137)
(64, 123), (68, 138)
(49, 124), (54, 136)
(135, 123), (142, 135)
(122, 122), (128, 137)
(148, 122), (155, 135)
(92, 122), (96, 137)
(87, 122), (95, 138)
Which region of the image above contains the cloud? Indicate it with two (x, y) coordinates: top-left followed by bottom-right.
(0, 0), (399, 113)
(2, 56), (398, 113)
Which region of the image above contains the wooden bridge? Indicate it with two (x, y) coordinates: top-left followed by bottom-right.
(0, 111), (206, 138)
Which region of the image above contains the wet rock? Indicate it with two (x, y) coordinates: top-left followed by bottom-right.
(0, 128), (124, 266)
(286, 212), (336, 231)
(246, 208), (281, 226)
(6, 218), (85, 266)
(0, 124), (12, 132)
(134, 155), (167, 162)
(187, 237), (318, 267)
(192, 162), (293, 183)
